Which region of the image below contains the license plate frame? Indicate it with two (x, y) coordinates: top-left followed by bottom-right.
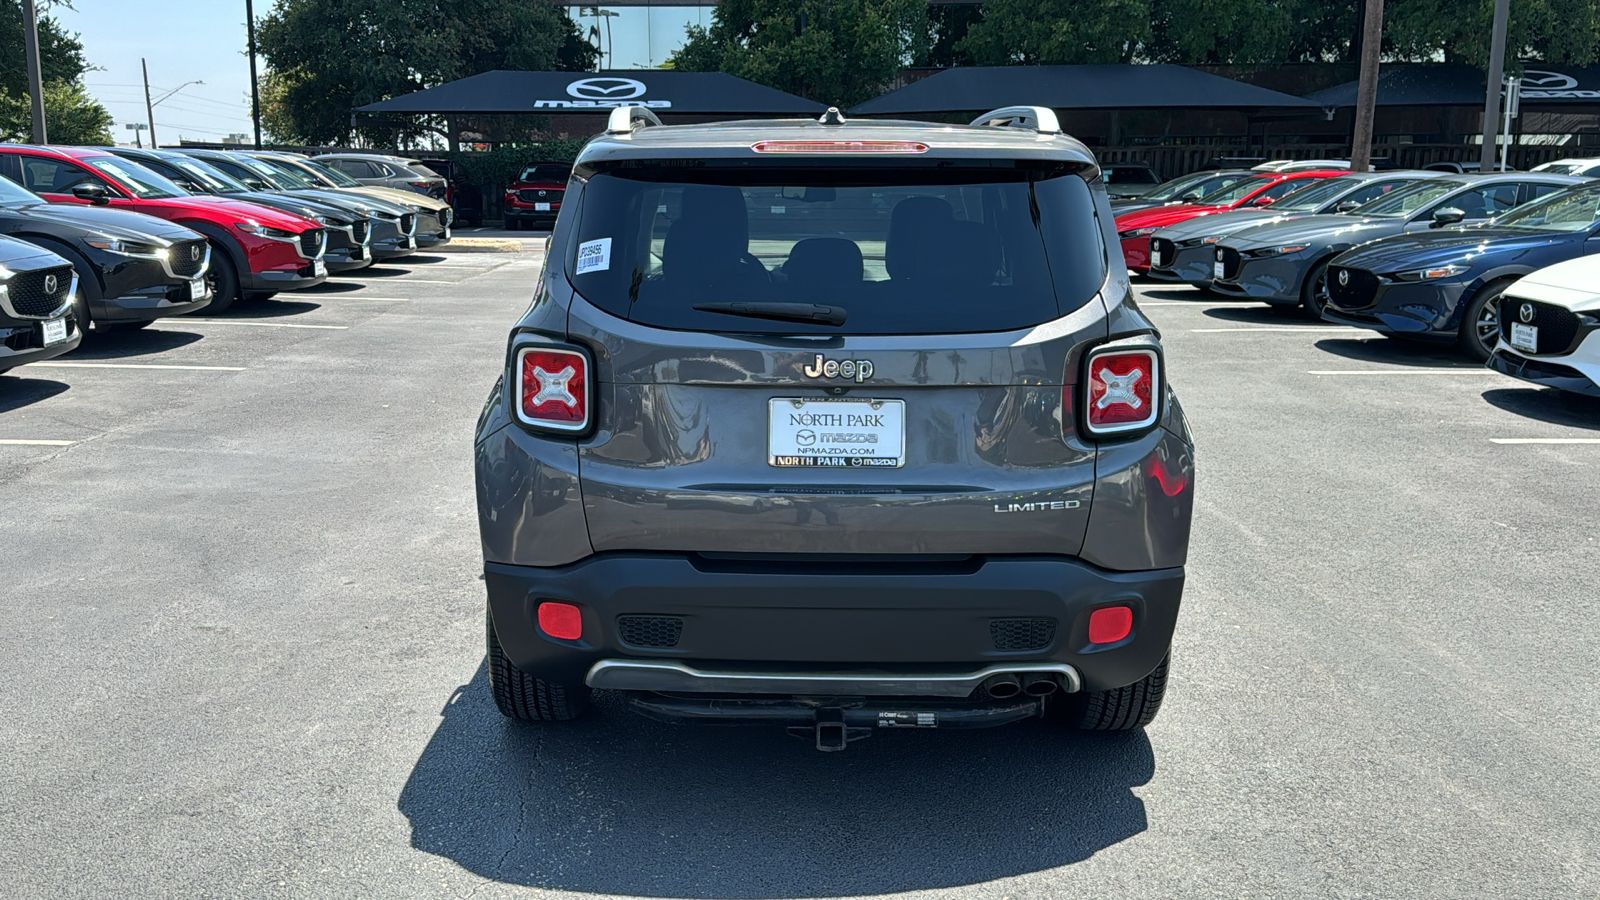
(187, 277), (206, 301)
(768, 397), (906, 469)
(313, 259), (327, 277)
(1510, 322), (1539, 353)
(41, 316), (68, 346)
(535, 202), (551, 211)
(1150, 248), (1164, 267)
(1213, 260), (1225, 280)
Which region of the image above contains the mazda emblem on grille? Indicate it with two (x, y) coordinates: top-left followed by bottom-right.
(190, 245), (201, 262)
(1519, 303), (1535, 323)
(43, 274), (57, 294)
(1337, 269), (1349, 286)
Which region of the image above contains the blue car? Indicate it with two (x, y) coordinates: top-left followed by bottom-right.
(1322, 180), (1600, 359)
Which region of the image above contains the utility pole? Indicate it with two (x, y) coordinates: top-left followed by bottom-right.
(246, 0), (263, 149)
(21, 0), (48, 143)
(1480, 0), (1511, 172)
(143, 58), (158, 148)
(1350, 0), (1385, 172)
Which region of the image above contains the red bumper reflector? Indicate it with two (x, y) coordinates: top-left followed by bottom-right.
(538, 602), (583, 641)
(1087, 606), (1133, 644)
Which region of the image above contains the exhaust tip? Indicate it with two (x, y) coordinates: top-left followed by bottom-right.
(982, 674), (1022, 699)
(1020, 673), (1059, 696)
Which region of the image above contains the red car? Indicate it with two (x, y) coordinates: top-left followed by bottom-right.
(502, 163), (570, 230)
(0, 145), (327, 312)
(1113, 171), (1344, 272)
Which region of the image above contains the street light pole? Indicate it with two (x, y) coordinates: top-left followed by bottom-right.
(1479, 0), (1511, 172)
(143, 58), (158, 148)
(1350, 0), (1384, 172)
(21, 0), (48, 143)
(246, 0), (263, 149)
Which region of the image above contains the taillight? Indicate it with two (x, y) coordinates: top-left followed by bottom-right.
(1087, 606), (1133, 644)
(537, 601), (583, 640)
(751, 140), (929, 154)
(1083, 347), (1160, 437)
(515, 345), (590, 433)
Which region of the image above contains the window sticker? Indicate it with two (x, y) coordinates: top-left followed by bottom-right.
(575, 237), (612, 275)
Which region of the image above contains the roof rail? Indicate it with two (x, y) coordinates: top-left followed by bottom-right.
(606, 105), (663, 135)
(969, 106), (1062, 135)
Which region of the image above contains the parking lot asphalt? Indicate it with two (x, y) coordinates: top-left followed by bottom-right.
(3, 254), (1598, 899)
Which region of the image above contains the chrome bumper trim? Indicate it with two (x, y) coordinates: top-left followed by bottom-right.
(585, 660), (1081, 698)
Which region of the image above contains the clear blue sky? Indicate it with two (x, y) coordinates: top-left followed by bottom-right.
(59, 1), (711, 146)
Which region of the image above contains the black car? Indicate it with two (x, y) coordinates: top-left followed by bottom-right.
(0, 235), (81, 372)
(108, 147), (374, 275)
(0, 169), (211, 333)
(1323, 180), (1600, 360)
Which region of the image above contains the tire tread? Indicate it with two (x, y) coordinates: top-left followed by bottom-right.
(485, 608), (589, 722)
(1071, 655), (1170, 731)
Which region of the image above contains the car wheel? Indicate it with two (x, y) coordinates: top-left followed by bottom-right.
(1458, 279), (1512, 362)
(486, 606), (590, 722)
(204, 246), (240, 315)
(1061, 654), (1169, 731)
(1301, 259), (1334, 321)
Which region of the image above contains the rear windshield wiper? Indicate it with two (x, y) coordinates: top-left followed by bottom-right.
(693, 302), (847, 326)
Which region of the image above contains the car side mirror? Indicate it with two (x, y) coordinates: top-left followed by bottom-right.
(72, 183), (112, 206)
(1431, 207), (1466, 227)
(1180, 192), (1201, 202)
(1335, 200), (1362, 213)
(1252, 195), (1276, 207)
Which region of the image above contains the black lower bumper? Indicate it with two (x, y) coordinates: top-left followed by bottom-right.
(485, 553), (1184, 694)
(1489, 348), (1600, 397)
(241, 268), (326, 292)
(0, 310), (82, 370)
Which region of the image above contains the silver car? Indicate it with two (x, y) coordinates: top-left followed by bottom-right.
(315, 153), (447, 199)
(473, 105), (1196, 750)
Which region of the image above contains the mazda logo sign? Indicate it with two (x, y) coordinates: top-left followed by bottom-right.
(190, 245), (201, 262)
(1337, 269), (1349, 286)
(567, 77), (646, 101)
(1520, 302), (1535, 324)
(43, 274), (57, 294)
(1521, 70), (1578, 91)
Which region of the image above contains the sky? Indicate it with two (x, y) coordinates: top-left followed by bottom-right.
(59, 1), (712, 147)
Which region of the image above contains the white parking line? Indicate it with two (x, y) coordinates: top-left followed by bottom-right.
(1139, 301), (1269, 308)
(1192, 326), (1364, 333)
(1489, 438), (1600, 445)
(156, 319), (348, 330)
(1307, 368), (1500, 376)
(384, 279), (457, 284)
(325, 296), (411, 302)
(26, 362), (245, 371)
(0, 439), (75, 446)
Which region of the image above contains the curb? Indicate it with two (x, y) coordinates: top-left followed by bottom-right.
(436, 238), (524, 253)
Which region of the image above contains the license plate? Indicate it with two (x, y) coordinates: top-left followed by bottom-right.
(1213, 261), (1225, 279)
(404, 236), (416, 249)
(1511, 322), (1539, 352)
(313, 259), (327, 277)
(187, 277), (206, 301)
(769, 398), (905, 468)
(41, 316), (68, 346)
(535, 203), (551, 211)
(442, 227), (451, 240)
(1150, 249), (1164, 267)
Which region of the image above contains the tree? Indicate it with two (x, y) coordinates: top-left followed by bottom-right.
(0, 0), (112, 144)
(958, 0), (1151, 65)
(257, 0), (597, 145)
(672, 0), (927, 107)
(1383, 0), (1600, 67)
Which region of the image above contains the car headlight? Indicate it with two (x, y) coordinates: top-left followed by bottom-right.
(313, 215), (333, 226)
(1200, 236), (1222, 245)
(1119, 227), (1159, 239)
(84, 237), (164, 257)
(1396, 264), (1471, 281)
(1248, 244), (1309, 258)
(235, 221), (297, 240)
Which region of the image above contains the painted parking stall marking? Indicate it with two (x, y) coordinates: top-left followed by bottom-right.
(26, 362), (246, 372)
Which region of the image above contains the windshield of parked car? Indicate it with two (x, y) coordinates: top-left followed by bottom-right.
(251, 158), (322, 189)
(1493, 184), (1600, 231)
(519, 165), (570, 183)
(1356, 180), (1464, 217)
(160, 156), (250, 194)
(304, 161), (361, 188)
(1536, 163), (1578, 175)
(200, 154), (294, 190)
(1104, 166), (1160, 185)
(1194, 175), (1275, 206)
(571, 166), (1106, 336)
(83, 157), (187, 199)
(0, 173), (44, 206)
(1143, 171), (1249, 202)
(1273, 176), (1363, 211)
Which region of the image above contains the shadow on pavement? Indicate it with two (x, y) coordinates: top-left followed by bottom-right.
(210, 299), (324, 320)
(357, 266), (414, 279)
(399, 665), (1154, 898)
(0, 375), (69, 413)
(1312, 336), (1481, 369)
(299, 280), (366, 294)
(1200, 305), (1310, 324)
(407, 254), (448, 264)
(1482, 388), (1600, 431)
(73, 329), (203, 359)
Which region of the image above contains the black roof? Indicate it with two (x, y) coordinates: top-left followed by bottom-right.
(850, 65), (1321, 115)
(357, 71), (826, 116)
(1307, 63), (1600, 108)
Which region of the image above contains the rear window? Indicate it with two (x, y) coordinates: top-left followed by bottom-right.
(520, 165), (570, 182)
(567, 166), (1106, 335)
(405, 162), (442, 178)
(1105, 166), (1160, 184)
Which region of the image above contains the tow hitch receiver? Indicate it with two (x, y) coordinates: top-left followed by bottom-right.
(627, 694), (1046, 752)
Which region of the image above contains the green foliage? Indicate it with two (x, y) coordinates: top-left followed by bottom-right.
(1384, 0), (1600, 67)
(0, 0), (111, 144)
(0, 0), (87, 96)
(257, 0), (598, 145)
(671, 0), (928, 107)
(960, 0), (1150, 65)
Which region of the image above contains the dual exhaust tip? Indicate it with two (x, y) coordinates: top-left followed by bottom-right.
(982, 672), (1063, 699)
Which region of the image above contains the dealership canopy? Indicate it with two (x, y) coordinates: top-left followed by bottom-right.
(849, 65), (1321, 115)
(1306, 63), (1600, 108)
(357, 70), (827, 116)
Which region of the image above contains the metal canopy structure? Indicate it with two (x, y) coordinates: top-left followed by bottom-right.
(1307, 63), (1600, 109)
(357, 70), (826, 117)
(849, 65), (1321, 116)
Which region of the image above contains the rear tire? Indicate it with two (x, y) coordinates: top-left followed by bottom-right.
(203, 246), (240, 314)
(1064, 655), (1170, 731)
(1458, 278), (1512, 362)
(486, 606), (589, 722)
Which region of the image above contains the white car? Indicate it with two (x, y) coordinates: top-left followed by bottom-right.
(1489, 255), (1600, 397)
(1253, 159), (1352, 172)
(1531, 157), (1600, 178)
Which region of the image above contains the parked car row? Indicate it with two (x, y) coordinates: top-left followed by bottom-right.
(0, 146), (455, 374)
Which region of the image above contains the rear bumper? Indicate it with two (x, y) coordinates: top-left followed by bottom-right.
(485, 553), (1183, 694)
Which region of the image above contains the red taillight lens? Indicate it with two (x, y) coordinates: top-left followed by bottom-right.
(516, 346), (590, 433)
(538, 601), (583, 640)
(751, 140), (929, 154)
(1084, 348), (1160, 436)
(1087, 606), (1133, 644)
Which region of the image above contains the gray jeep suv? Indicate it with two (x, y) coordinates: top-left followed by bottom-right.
(474, 106), (1195, 750)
